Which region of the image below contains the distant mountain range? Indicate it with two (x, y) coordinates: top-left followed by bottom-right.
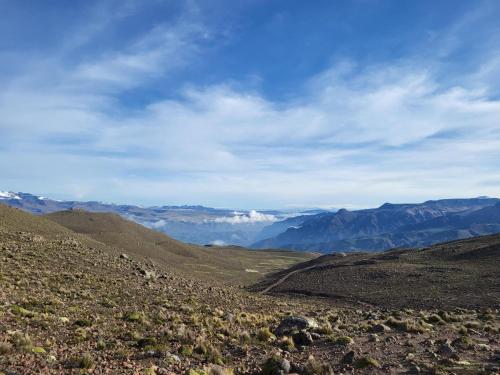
(252, 197), (500, 252)
(4, 191), (500, 253)
(0, 191), (324, 246)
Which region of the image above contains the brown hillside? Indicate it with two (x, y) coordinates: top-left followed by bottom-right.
(45, 209), (314, 284)
(1, 204), (76, 238)
(1, 203), (499, 374)
(46, 209), (201, 258)
(249, 234), (500, 309)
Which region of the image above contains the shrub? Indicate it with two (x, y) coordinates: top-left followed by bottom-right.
(124, 311), (144, 323)
(256, 327), (276, 342)
(74, 319), (93, 327)
(11, 332), (32, 351)
(11, 305), (36, 318)
(0, 342), (12, 355)
(279, 336), (295, 351)
(354, 357), (381, 369)
(327, 335), (354, 346)
(385, 317), (428, 334)
(69, 353), (94, 369)
(239, 331), (251, 344)
(179, 345), (194, 356)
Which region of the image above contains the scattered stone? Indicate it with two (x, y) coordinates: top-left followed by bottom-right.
(207, 365), (234, 375)
(408, 364), (421, 374)
(292, 331), (313, 346)
(368, 334), (379, 342)
(342, 350), (355, 364)
(491, 353), (500, 363)
(261, 355), (291, 375)
(370, 323), (392, 333)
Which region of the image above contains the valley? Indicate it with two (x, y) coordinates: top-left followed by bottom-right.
(3, 1), (500, 374)
(1, 204), (499, 374)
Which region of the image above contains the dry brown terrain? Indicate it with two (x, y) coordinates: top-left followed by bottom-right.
(0, 205), (499, 374)
(45, 210), (315, 285)
(250, 236), (500, 310)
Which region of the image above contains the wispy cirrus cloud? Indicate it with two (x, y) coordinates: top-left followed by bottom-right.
(0, 1), (499, 208)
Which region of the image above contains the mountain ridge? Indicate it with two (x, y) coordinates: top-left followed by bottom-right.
(0, 190), (318, 246)
(252, 197), (500, 252)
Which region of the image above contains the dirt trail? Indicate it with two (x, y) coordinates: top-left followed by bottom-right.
(260, 265), (318, 294)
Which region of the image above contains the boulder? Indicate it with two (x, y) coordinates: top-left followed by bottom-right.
(342, 350), (355, 364)
(275, 316), (318, 336)
(370, 323), (392, 333)
(261, 356), (291, 375)
(292, 331), (313, 346)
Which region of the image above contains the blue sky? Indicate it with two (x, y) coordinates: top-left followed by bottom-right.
(1, 0), (500, 209)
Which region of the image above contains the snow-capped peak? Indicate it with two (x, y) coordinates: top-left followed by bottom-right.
(0, 191), (21, 200)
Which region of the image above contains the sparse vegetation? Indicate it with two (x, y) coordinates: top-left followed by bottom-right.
(327, 334), (354, 346)
(69, 353), (94, 369)
(0, 205), (498, 374)
(354, 357), (381, 369)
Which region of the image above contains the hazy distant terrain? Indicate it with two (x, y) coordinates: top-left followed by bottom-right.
(252, 198), (500, 252)
(4, 192), (500, 254)
(0, 191), (325, 247)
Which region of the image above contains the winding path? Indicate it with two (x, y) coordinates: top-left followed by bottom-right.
(260, 265), (319, 294)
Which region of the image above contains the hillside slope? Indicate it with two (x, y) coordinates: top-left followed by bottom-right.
(45, 209), (314, 284)
(0, 191), (295, 246)
(250, 234), (500, 309)
(45, 210), (201, 259)
(1, 204), (499, 374)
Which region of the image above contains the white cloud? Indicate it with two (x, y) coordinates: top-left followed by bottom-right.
(1, 3), (500, 208)
(211, 240), (226, 246)
(73, 22), (206, 89)
(147, 219), (167, 229)
(214, 210), (277, 224)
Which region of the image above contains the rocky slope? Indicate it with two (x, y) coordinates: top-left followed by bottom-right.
(44, 209), (314, 285)
(250, 234), (500, 309)
(1, 205), (499, 374)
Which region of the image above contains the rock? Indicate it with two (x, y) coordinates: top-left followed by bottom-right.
(437, 343), (457, 358)
(208, 365), (234, 375)
(292, 331), (313, 346)
(408, 364), (421, 374)
(310, 332), (321, 340)
(275, 316), (318, 336)
(139, 269), (156, 280)
(261, 356), (291, 375)
(368, 334), (379, 342)
(225, 313), (235, 323)
(120, 253), (129, 259)
(476, 343), (491, 351)
(342, 350), (355, 364)
(370, 323), (392, 333)
(491, 352), (500, 363)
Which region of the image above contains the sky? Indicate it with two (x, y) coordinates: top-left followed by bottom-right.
(1, 0), (500, 209)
